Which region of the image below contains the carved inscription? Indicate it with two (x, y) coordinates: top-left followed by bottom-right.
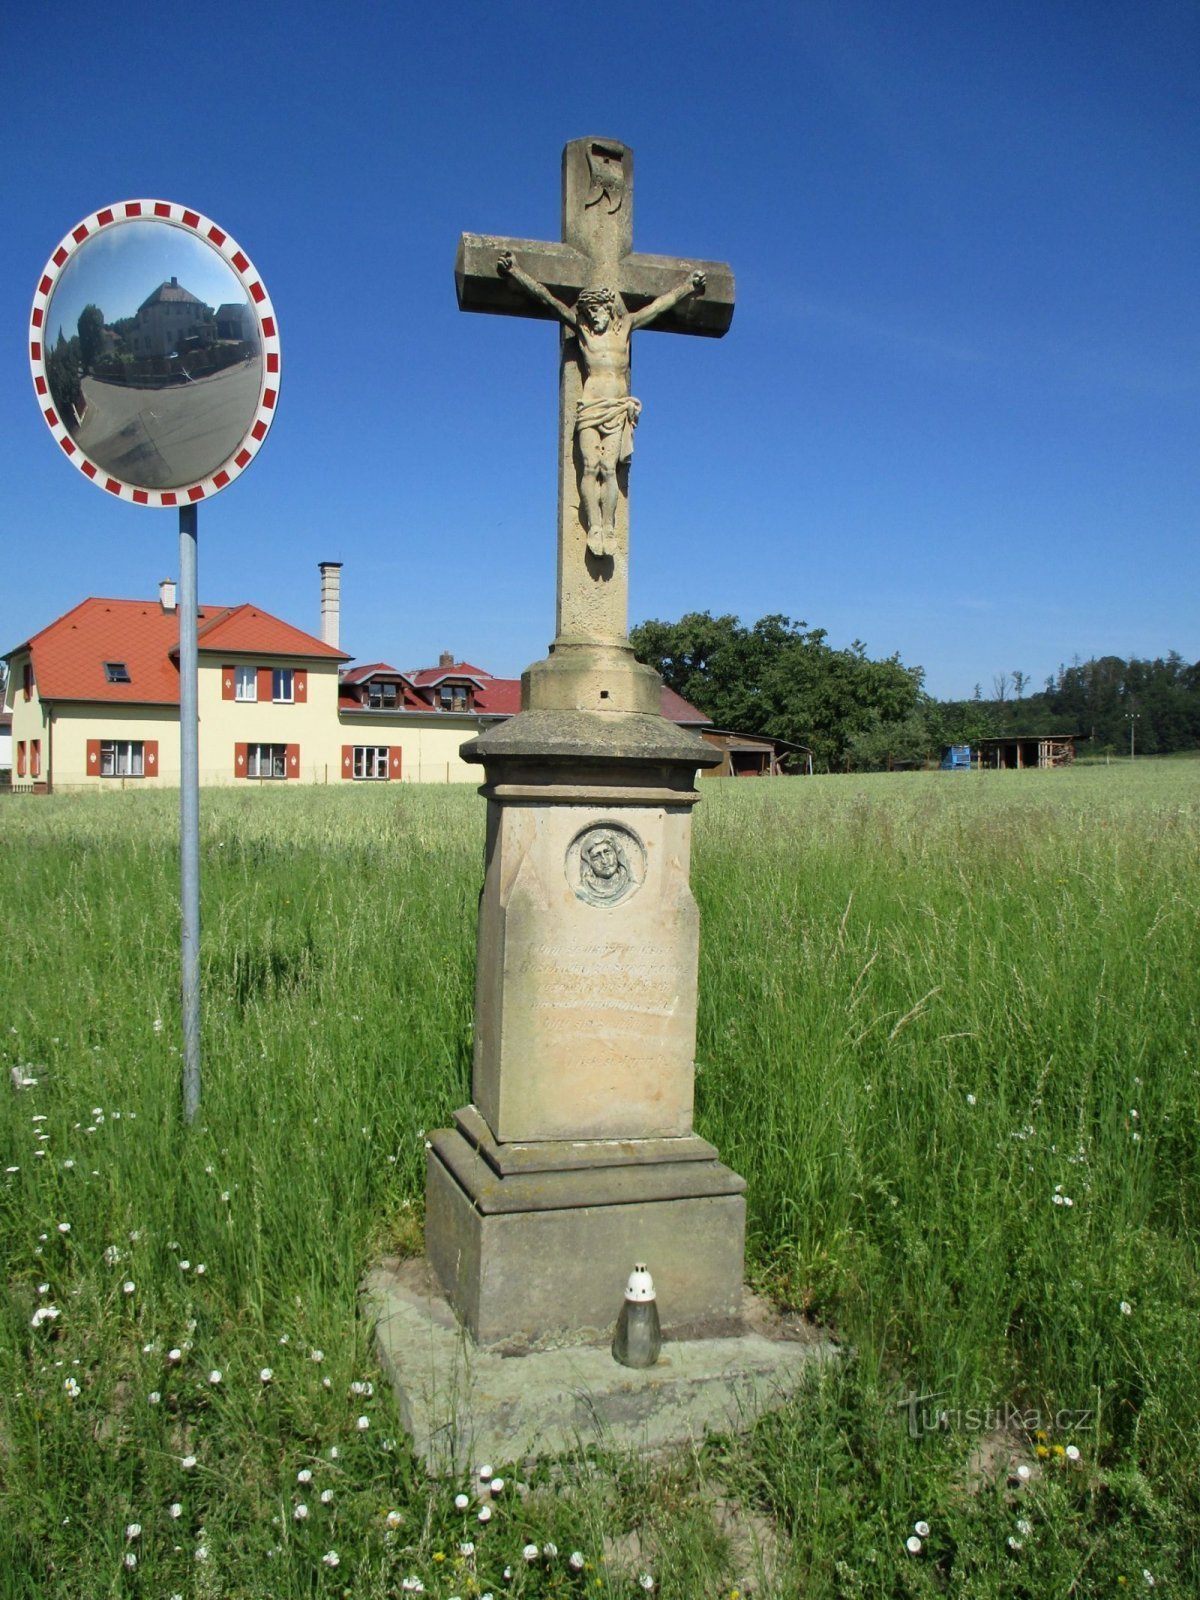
(514, 939), (681, 1021)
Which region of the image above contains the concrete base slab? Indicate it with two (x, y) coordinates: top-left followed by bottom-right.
(366, 1258), (836, 1475)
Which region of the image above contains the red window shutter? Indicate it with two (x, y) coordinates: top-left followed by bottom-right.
(86, 739), (100, 774)
(294, 670), (308, 703)
(144, 740), (158, 775)
(257, 666), (272, 702)
(286, 744), (300, 779)
(234, 742), (248, 778)
(16, 741), (26, 777)
(30, 741), (40, 778)
(341, 745), (354, 779)
(221, 665), (236, 701)
(389, 747), (402, 779)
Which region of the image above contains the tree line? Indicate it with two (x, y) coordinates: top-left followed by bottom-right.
(630, 612), (1200, 771)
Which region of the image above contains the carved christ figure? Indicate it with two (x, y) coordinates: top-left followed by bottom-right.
(498, 251), (706, 558)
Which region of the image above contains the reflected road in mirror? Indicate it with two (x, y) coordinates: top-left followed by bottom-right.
(73, 361), (261, 490)
(42, 219), (263, 491)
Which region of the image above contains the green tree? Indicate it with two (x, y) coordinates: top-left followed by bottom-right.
(631, 611), (926, 771)
(76, 304), (105, 375)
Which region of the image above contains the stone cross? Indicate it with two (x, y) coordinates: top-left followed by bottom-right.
(456, 137), (734, 653)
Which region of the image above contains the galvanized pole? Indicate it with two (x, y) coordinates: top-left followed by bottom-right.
(179, 504), (201, 1123)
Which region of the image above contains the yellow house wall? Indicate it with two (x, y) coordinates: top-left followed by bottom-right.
(7, 650), (51, 789)
(197, 655), (344, 785)
(336, 715), (486, 784)
(51, 704), (179, 789)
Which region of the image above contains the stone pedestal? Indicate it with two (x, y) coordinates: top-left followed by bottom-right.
(424, 706), (745, 1350)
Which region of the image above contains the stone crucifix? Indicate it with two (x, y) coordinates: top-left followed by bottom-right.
(456, 137), (735, 660)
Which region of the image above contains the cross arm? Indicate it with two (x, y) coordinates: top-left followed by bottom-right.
(456, 233), (590, 322)
(618, 252), (735, 338)
(457, 233), (735, 338)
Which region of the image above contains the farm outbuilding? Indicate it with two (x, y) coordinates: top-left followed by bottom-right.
(699, 730), (813, 777)
(974, 735), (1082, 770)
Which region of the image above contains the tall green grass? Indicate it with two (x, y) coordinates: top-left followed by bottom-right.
(1, 765), (1197, 1596)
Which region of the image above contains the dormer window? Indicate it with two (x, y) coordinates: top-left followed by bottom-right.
(104, 662), (131, 684)
(367, 681), (398, 709)
(439, 683), (470, 712)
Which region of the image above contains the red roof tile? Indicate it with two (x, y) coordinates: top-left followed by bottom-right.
(660, 686), (711, 724)
(195, 604), (349, 661)
(407, 661), (492, 687)
(340, 662), (409, 686)
(12, 595), (346, 705)
(473, 679), (522, 715)
(453, 677), (710, 722)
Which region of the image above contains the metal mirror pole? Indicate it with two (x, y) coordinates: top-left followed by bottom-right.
(179, 504), (201, 1123)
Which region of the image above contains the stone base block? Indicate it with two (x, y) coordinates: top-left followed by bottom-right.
(366, 1257), (836, 1474)
(425, 1116), (746, 1351)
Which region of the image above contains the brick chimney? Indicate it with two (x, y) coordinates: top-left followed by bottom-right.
(439, 650), (454, 669)
(159, 577), (177, 612)
(319, 562), (342, 649)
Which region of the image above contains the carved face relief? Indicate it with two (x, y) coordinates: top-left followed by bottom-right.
(567, 822), (646, 908)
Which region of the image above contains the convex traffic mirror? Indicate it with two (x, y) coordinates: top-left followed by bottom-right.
(30, 201), (280, 505)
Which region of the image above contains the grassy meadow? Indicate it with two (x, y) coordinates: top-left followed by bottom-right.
(1, 762), (1198, 1597)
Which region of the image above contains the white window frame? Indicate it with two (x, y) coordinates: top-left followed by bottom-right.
(100, 740), (144, 777)
(234, 665), (257, 702)
(367, 681), (398, 709)
(352, 746), (389, 780)
(272, 667), (294, 703)
(247, 743), (288, 779)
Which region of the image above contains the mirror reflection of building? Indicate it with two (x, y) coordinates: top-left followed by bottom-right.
(34, 208), (275, 499)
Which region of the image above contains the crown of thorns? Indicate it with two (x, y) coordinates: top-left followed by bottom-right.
(577, 286), (617, 311)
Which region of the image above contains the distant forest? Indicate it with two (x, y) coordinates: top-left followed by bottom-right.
(631, 612), (1200, 772)
(939, 652), (1200, 760)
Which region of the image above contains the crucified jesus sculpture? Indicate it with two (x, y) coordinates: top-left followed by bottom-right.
(498, 250), (706, 558)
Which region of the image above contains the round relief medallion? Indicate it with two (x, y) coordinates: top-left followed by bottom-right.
(566, 822), (646, 908)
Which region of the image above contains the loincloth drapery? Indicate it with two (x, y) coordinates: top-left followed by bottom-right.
(575, 395), (642, 463)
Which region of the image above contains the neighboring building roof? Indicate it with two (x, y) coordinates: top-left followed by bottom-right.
(974, 733), (1083, 744)
(6, 595), (347, 706)
(407, 662), (492, 688)
(194, 604), (349, 662)
(138, 278), (206, 311)
(661, 686), (710, 725)
(340, 662), (412, 686)
(473, 678), (522, 715)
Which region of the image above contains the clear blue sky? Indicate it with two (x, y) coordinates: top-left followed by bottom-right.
(4, 0), (1196, 701)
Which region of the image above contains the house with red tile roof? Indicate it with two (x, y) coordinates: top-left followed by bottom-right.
(4, 582), (350, 792)
(4, 570), (711, 791)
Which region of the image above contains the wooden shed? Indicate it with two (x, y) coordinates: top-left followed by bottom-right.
(699, 730), (813, 777)
(974, 734), (1082, 770)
